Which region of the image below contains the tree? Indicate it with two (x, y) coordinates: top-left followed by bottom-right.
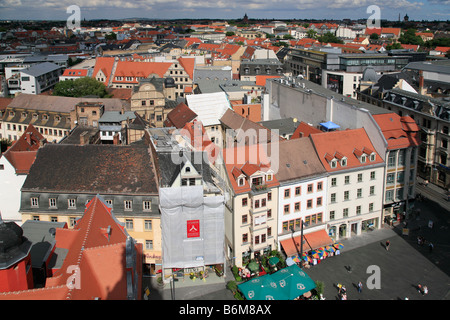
(226, 31), (235, 37)
(283, 34), (294, 40)
(398, 29), (424, 45)
(370, 33), (379, 40)
(386, 42), (403, 50)
(318, 32), (344, 44)
(53, 77), (110, 98)
(1, 138), (12, 153)
(306, 29), (318, 39)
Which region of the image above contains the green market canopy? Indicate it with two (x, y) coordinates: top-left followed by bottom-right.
(238, 264), (316, 300)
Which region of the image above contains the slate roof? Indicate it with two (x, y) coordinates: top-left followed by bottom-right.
(163, 102), (197, 129)
(22, 144), (158, 195)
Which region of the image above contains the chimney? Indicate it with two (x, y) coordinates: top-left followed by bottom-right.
(79, 131), (89, 145)
(419, 70), (426, 95)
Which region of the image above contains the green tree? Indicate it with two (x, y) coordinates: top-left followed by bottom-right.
(386, 42), (403, 50)
(398, 29), (424, 45)
(306, 29), (317, 39)
(226, 31), (235, 37)
(283, 34), (294, 40)
(318, 32), (344, 44)
(370, 33), (379, 40)
(53, 77), (110, 98)
(1, 138), (12, 153)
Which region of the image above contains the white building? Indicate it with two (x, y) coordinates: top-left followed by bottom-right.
(19, 62), (63, 94)
(310, 128), (385, 240)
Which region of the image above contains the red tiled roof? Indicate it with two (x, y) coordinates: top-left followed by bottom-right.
(62, 69), (88, 77)
(113, 61), (171, 82)
(178, 57), (195, 79)
(164, 102), (197, 129)
(291, 121), (322, 139)
(2, 124), (46, 174)
(310, 128), (384, 172)
(372, 113), (421, 150)
(0, 196), (142, 300)
(255, 75), (281, 87)
(92, 57), (115, 85)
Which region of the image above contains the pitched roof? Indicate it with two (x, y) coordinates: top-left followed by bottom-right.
(163, 102), (197, 129)
(92, 57), (115, 85)
(6, 93), (126, 114)
(185, 92), (232, 127)
(113, 61), (172, 82)
(372, 113), (421, 150)
(291, 121), (322, 139)
(178, 57), (196, 79)
(22, 144), (158, 194)
(0, 196), (142, 300)
(310, 128), (384, 172)
(2, 124), (46, 174)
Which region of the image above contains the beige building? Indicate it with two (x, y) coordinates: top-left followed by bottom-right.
(220, 144), (279, 268)
(130, 78), (177, 127)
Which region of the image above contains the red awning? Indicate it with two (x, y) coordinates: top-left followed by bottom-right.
(280, 229), (333, 257)
(304, 229), (333, 250)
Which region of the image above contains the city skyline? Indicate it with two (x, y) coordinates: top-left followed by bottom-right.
(0, 0), (449, 22)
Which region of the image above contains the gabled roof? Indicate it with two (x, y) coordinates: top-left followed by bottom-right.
(92, 57), (115, 85)
(185, 92), (232, 127)
(372, 113), (421, 150)
(291, 121), (322, 139)
(164, 102), (197, 129)
(2, 124), (46, 174)
(22, 144), (158, 194)
(178, 56), (195, 79)
(0, 196), (141, 300)
(310, 128), (384, 172)
(113, 61), (172, 81)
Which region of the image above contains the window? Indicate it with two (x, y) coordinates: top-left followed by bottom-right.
(146, 240), (153, 250)
(242, 214), (248, 224)
(331, 159), (337, 168)
(370, 171), (376, 180)
(242, 233), (248, 243)
(356, 206), (361, 215)
(238, 178), (244, 186)
(344, 176), (350, 184)
(307, 184), (313, 193)
(51, 216), (58, 222)
(387, 173), (395, 184)
(294, 202), (300, 211)
(284, 204), (290, 214)
(31, 197), (39, 207)
(317, 182), (323, 191)
(370, 153), (376, 161)
(49, 198), (57, 208)
(143, 200), (152, 211)
(388, 153), (396, 167)
(331, 193), (336, 203)
(331, 178), (337, 186)
(125, 219), (134, 230)
(261, 198), (266, 207)
(145, 220), (152, 230)
(361, 155), (366, 163)
(33, 216), (40, 221)
(267, 174), (272, 181)
(68, 199), (76, 209)
(369, 203), (374, 212)
(329, 210), (335, 220)
(70, 217), (77, 227)
(254, 200), (260, 208)
(344, 191), (349, 200)
(267, 209), (272, 218)
(341, 158), (347, 166)
(370, 186), (375, 195)
(295, 186), (301, 195)
(284, 188), (290, 198)
(307, 199), (313, 209)
(105, 199), (113, 206)
(343, 208), (349, 218)
(124, 200), (132, 211)
(267, 192), (272, 201)
(357, 188), (362, 198)
(242, 197), (248, 207)
(317, 197), (322, 206)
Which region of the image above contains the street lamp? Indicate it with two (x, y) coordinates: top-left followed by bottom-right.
(290, 221), (305, 268)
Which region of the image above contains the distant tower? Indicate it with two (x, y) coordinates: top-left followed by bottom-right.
(243, 13), (249, 23)
(404, 13), (409, 22)
(398, 13), (401, 22)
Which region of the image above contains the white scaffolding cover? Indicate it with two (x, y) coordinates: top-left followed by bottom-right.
(160, 185), (225, 269)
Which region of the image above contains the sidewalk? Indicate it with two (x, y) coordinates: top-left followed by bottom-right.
(416, 176), (450, 212)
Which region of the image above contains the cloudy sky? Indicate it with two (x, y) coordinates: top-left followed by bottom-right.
(0, 0), (449, 21)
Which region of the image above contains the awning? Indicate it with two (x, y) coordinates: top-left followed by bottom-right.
(303, 229), (333, 251)
(319, 121), (340, 131)
(280, 236), (312, 257)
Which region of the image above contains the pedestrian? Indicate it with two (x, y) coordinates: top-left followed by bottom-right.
(423, 286), (428, 295)
(357, 281), (363, 293)
(417, 284), (422, 294)
(429, 242), (434, 253)
(385, 240), (390, 251)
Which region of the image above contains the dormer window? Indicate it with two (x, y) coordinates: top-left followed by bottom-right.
(185, 166), (191, 173)
(267, 174), (272, 181)
(331, 159), (337, 168)
(43, 114), (48, 120)
(238, 178), (245, 186)
(361, 155), (367, 163)
(21, 112), (27, 118)
(341, 157), (347, 167)
(370, 153), (376, 162)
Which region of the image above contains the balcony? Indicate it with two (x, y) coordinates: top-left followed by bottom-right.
(250, 184), (268, 196)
